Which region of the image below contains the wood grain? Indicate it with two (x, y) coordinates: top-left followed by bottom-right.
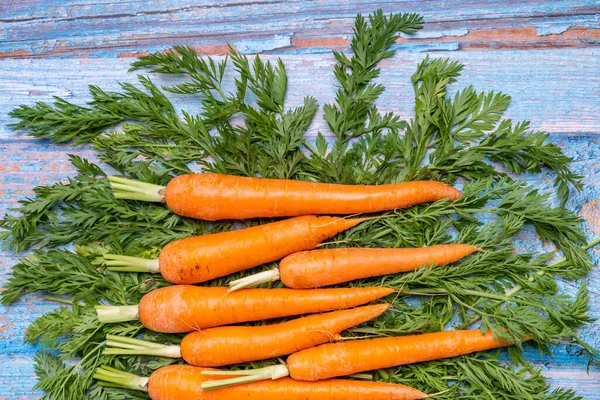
(0, 1), (599, 58)
(0, 1), (599, 398)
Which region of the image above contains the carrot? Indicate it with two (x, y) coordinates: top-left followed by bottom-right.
(202, 330), (517, 389)
(103, 215), (371, 284)
(109, 173), (462, 221)
(104, 304), (389, 366)
(95, 285), (394, 333)
(229, 244), (480, 290)
(94, 364), (429, 400)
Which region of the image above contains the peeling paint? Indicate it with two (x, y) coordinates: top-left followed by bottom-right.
(0, 2), (599, 58)
(536, 23), (572, 36)
(390, 42), (460, 52)
(281, 47), (337, 55)
(0, 50), (31, 59)
(401, 28), (469, 39)
(0, 324), (14, 335)
(117, 50), (149, 58)
(233, 34), (293, 54)
(580, 198), (600, 235)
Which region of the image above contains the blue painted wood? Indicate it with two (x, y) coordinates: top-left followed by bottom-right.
(0, 1), (599, 58)
(0, 1), (599, 398)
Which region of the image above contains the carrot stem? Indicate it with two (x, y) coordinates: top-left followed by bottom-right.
(461, 290), (551, 310)
(108, 176), (166, 203)
(96, 305), (139, 323)
(348, 373), (373, 380)
(201, 365), (290, 391)
(103, 334), (182, 358)
(94, 365), (149, 392)
(228, 268), (281, 292)
(45, 296), (75, 305)
(104, 254), (160, 273)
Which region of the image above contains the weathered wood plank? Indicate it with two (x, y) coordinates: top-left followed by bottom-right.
(0, 1), (598, 58)
(1, 49), (599, 138)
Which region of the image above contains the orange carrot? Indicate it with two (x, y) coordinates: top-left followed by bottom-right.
(202, 330), (516, 389)
(109, 174), (462, 221)
(95, 285), (394, 333)
(104, 304), (389, 366)
(94, 365), (429, 400)
(229, 244), (480, 290)
(104, 215), (369, 284)
(286, 329), (513, 380)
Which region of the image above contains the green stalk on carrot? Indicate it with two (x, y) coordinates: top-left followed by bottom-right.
(229, 244), (481, 291)
(94, 364), (430, 400)
(109, 173), (462, 221)
(103, 304), (389, 366)
(95, 285), (394, 333)
(201, 329), (521, 390)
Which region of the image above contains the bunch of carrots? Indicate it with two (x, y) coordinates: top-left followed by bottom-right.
(95, 173), (518, 400)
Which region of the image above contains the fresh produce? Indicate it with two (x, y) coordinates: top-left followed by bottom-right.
(1, 9), (595, 400)
(202, 330), (516, 389)
(110, 174), (462, 221)
(104, 304), (389, 366)
(94, 364), (430, 400)
(229, 244), (480, 290)
(96, 285), (393, 333)
(104, 215), (372, 284)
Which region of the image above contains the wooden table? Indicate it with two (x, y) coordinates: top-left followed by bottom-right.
(0, 1), (599, 397)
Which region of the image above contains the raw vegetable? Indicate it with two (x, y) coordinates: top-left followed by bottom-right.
(104, 215), (372, 284)
(110, 174), (462, 220)
(202, 329), (517, 389)
(96, 285), (394, 333)
(229, 244), (480, 290)
(104, 304), (389, 366)
(95, 364), (430, 400)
